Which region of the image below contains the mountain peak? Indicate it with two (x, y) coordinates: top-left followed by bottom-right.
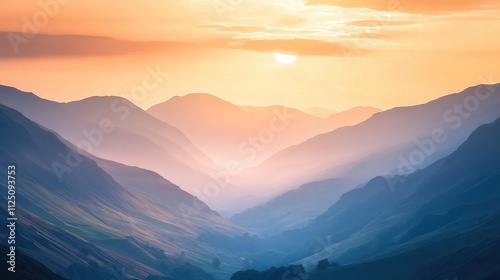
(66, 95), (136, 109)
(343, 106), (381, 113)
(0, 84), (48, 103)
(166, 93), (235, 106)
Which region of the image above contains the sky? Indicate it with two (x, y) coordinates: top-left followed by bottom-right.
(1, 0), (499, 111)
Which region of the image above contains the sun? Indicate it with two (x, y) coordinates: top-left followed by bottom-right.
(274, 52), (297, 64)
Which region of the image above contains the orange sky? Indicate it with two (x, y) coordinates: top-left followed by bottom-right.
(1, 0), (500, 111)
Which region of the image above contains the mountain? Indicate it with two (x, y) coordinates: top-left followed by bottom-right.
(230, 178), (358, 235)
(0, 245), (68, 280)
(230, 84), (500, 234)
(147, 93), (379, 167)
(284, 115), (500, 273)
(0, 85), (215, 195)
(235, 83), (500, 195)
(148, 93), (267, 166)
(304, 107), (337, 118)
(229, 115), (500, 280)
(0, 103), (250, 280)
(308, 221), (500, 280)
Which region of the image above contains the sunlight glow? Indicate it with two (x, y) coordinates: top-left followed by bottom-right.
(274, 52), (297, 64)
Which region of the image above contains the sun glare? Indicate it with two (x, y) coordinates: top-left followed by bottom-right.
(274, 52), (297, 64)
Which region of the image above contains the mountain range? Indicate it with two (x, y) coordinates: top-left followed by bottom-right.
(230, 114), (500, 280)
(231, 83), (500, 234)
(1, 83), (500, 280)
(148, 93), (379, 167)
(235, 84), (500, 191)
(0, 86), (378, 212)
(282, 115), (500, 277)
(0, 85), (215, 196)
(0, 102), (249, 280)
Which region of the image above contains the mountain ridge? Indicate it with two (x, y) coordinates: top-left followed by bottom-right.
(0, 85), (217, 197)
(0, 103), (248, 279)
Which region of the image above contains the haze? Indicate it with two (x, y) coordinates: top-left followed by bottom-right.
(1, 0), (499, 111)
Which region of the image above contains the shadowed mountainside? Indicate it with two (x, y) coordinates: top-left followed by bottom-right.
(0, 103), (251, 280)
(0, 85), (216, 195)
(284, 116), (500, 274)
(230, 116), (500, 280)
(0, 245), (68, 280)
(231, 84), (500, 234)
(237, 84), (500, 192)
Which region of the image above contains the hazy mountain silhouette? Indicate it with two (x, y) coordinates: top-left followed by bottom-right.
(3, 82), (500, 280)
(304, 107), (337, 118)
(281, 116), (500, 275)
(231, 178), (358, 234)
(235, 84), (500, 201)
(149, 93), (267, 166)
(148, 93), (379, 167)
(229, 116), (500, 279)
(231, 84), (500, 234)
(0, 103), (250, 279)
(0, 85), (216, 195)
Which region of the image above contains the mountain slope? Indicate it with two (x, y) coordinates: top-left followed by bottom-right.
(229, 116), (500, 280)
(0, 103), (248, 279)
(231, 84), (500, 234)
(288, 116), (500, 272)
(0, 245), (68, 280)
(307, 219), (500, 280)
(0, 85), (215, 194)
(230, 178), (358, 234)
(236, 83), (500, 194)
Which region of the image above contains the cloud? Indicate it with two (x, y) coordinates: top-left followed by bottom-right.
(305, 0), (500, 14)
(201, 21), (398, 57)
(226, 38), (366, 57)
(0, 32), (201, 59)
(0, 31), (366, 59)
(344, 20), (417, 27)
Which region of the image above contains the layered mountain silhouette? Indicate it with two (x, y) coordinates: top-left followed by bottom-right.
(0, 85), (216, 196)
(231, 84), (500, 233)
(148, 93), (379, 166)
(228, 115), (500, 280)
(304, 107), (337, 118)
(230, 178), (358, 234)
(277, 116), (500, 278)
(237, 84), (500, 191)
(0, 86), (379, 211)
(2, 82), (500, 280)
(0, 103), (249, 279)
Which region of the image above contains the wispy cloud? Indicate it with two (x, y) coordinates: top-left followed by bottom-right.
(305, 0), (500, 14)
(227, 38), (355, 56)
(0, 32), (223, 59)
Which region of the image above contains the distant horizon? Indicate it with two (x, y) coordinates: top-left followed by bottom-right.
(5, 82), (498, 114)
(2, 82), (384, 113)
